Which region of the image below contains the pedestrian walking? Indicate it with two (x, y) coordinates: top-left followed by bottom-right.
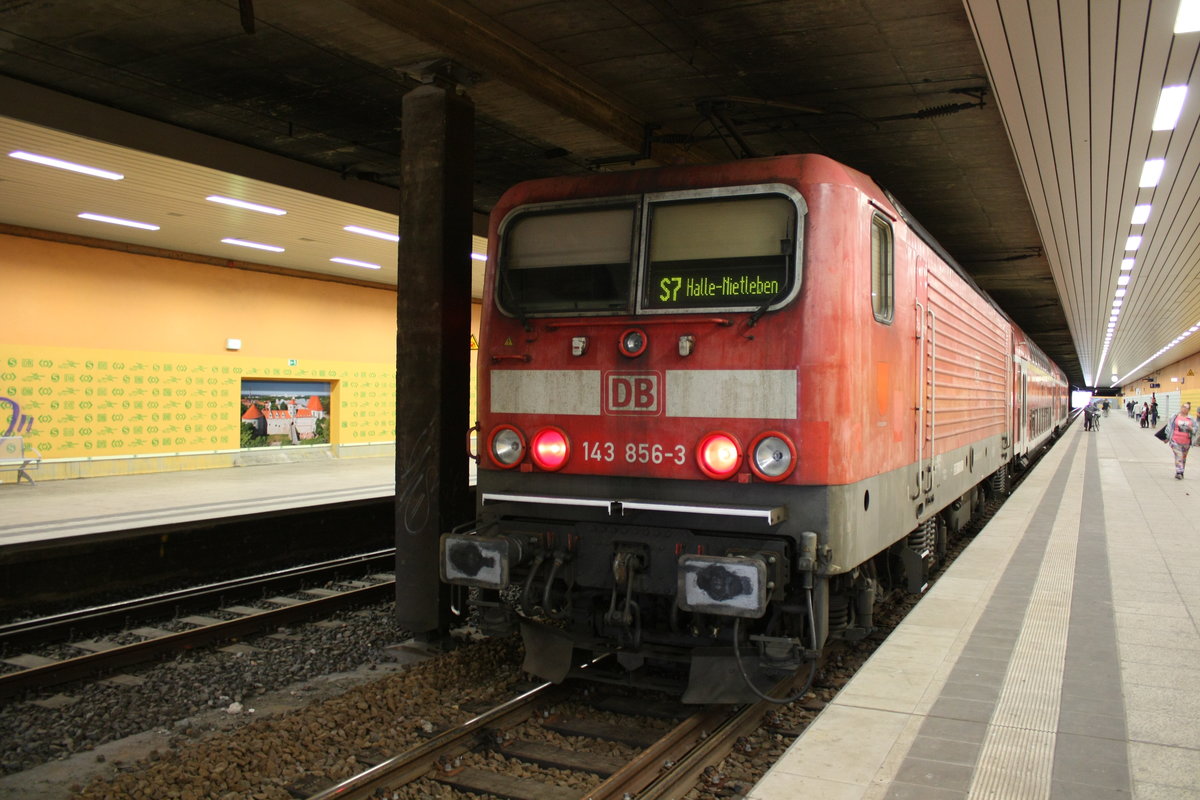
(1163, 401), (1199, 479)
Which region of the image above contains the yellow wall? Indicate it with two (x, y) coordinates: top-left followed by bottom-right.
(1122, 352), (1200, 408)
(2, 233), (397, 359)
(2, 233), (402, 476)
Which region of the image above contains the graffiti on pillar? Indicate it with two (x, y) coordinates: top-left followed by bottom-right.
(1, 396), (35, 436)
(397, 417), (438, 534)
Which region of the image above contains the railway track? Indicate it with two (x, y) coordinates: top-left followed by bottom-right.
(297, 443), (1051, 800)
(0, 550), (396, 699)
(302, 667), (815, 800)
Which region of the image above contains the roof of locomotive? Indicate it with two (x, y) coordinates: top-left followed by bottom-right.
(489, 153), (892, 220)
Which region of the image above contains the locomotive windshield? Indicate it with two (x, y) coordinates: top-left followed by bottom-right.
(496, 189), (801, 317)
(642, 195), (796, 311)
(498, 205), (636, 313)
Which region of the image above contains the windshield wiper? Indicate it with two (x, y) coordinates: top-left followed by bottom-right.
(497, 267), (532, 331)
(747, 286), (787, 327)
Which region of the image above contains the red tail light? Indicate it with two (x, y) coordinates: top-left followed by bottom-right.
(530, 427), (570, 471)
(696, 432), (742, 479)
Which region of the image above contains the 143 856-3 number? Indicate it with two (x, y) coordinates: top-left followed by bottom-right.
(583, 440), (686, 465)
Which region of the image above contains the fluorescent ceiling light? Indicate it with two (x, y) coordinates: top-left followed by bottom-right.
(330, 257), (381, 270)
(1140, 159), (1165, 187)
(221, 237), (284, 252)
(471, 253), (487, 262)
(344, 225), (399, 242)
(1176, 0), (1200, 32)
(207, 195), (287, 215)
(1131, 204), (1152, 224)
(1117, 275), (1131, 286)
(1125, 235), (1142, 251)
(78, 212), (159, 230)
(1115, 289), (1127, 298)
(1153, 86), (1188, 130)
(9, 150), (124, 180)
(1113, 299), (1123, 307)
(1121, 258), (1135, 271)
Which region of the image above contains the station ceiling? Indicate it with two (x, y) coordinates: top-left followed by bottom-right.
(2, 0), (1199, 391)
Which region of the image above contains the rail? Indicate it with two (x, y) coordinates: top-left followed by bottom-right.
(0, 551), (396, 699)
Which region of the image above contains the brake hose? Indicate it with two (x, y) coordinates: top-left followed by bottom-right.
(732, 587), (819, 704)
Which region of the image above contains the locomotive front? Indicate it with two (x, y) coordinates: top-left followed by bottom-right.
(441, 163), (834, 703)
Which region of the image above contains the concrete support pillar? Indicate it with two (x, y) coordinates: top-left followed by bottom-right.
(394, 82), (474, 637)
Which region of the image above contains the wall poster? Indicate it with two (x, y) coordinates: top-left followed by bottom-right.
(240, 380), (332, 448)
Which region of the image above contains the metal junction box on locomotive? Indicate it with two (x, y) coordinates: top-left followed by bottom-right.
(441, 153), (1068, 703)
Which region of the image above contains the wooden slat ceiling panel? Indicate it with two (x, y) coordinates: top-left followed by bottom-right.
(966, 0), (1200, 385)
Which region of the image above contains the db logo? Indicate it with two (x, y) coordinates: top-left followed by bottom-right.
(605, 372), (661, 415)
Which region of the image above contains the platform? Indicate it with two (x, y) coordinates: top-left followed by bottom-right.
(749, 411), (1200, 799)
(0, 456), (396, 547)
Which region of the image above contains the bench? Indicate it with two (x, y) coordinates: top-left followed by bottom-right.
(0, 436), (41, 485)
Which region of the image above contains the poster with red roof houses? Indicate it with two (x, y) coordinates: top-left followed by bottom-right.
(240, 380), (330, 448)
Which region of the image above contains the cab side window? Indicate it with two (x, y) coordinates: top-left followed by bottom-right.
(871, 214), (894, 323)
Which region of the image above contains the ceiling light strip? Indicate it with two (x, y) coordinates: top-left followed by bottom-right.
(9, 150), (124, 180)
(207, 195), (287, 215)
(78, 212), (159, 230)
(222, 237), (284, 253)
(330, 257), (381, 270)
(344, 225), (399, 242)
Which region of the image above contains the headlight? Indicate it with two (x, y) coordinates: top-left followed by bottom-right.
(677, 554), (770, 618)
(619, 328), (647, 358)
(750, 432), (796, 481)
(488, 425), (525, 468)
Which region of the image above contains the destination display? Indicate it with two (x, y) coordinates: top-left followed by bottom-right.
(643, 261), (788, 310)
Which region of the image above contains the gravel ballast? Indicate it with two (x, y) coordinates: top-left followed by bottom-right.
(0, 602), (527, 799)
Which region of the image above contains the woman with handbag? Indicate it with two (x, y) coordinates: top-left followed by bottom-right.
(1164, 402), (1198, 479)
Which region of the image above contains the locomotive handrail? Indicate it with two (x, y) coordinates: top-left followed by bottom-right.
(619, 498), (786, 524)
(466, 423), (479, 464)
(482, 492), (615, 511)
(543, 317), (733, 330)
(913, 300), (925, 500)
(924, 307), (937, 494)
(481, 491), (786, 524)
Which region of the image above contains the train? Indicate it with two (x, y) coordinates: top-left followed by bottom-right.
(440, 153), (1069, 703)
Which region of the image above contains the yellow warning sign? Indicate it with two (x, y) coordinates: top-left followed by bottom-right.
(470, 335), (479, 351)
(504, 337), (513, 346)
(1189, 369), (1195, 376)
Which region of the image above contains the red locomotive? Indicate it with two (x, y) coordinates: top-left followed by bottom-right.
(441, 154), (1068, 703)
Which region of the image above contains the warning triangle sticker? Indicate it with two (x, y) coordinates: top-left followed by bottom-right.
(470, 335), (479, 350)
(504, 337), (514, 346)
